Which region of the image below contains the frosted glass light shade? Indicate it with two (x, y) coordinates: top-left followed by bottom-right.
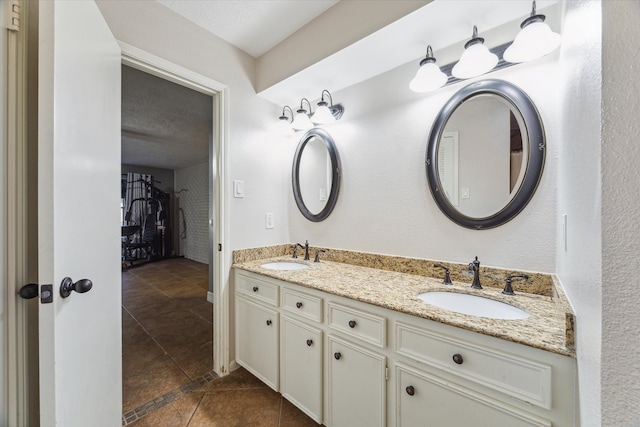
(504, 21), (561, 63)
(410, 61), (448, 93)
(291, 110), (313, 130)
(451, 42), (498, 79)
(311, 103), (335, 124)
(277, 117), (294, 135)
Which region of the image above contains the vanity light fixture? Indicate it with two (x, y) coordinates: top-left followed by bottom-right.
(277, 105), (295, 135)
(503, 0), (561, 63)
(409, 45), (448, 93)
(291, 98), (314, 131)
(451, 25), (498, 79)
(311, 90), (344, 125)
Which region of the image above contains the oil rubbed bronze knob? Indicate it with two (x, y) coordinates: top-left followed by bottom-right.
(406, 386), (415, 396)
(306, 339), (313, 347)
(252, 286), (258, 292)
(296, 302), (303, 309)
(348, 320), (357, 328)
(266, 320), (272, 326)
(334, 352), (342, 360)
(453, 353), (464, 365)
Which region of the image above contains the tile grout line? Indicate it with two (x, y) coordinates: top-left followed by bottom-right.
(184, 390), (206, 427)
(122, 370), (218, 426)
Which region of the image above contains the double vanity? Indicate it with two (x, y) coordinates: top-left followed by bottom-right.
(232, 245), (577, 427)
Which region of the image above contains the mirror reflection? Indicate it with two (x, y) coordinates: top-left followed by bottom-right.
(298, 136), (332, 215)
(439, 94), (528, 218)
(292, 128), (341, 222)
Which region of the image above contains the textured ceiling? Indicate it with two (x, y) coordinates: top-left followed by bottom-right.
(121, 65), (212, 171)
(156, 0), (339, 57)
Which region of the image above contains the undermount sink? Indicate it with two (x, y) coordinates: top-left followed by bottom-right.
(261, 261), (309, 271)
(417, 291), (530, 320)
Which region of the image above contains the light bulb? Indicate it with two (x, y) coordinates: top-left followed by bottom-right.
(311, 102), (335, 124)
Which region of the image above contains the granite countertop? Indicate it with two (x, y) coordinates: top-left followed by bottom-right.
(233, 255), (575, 358)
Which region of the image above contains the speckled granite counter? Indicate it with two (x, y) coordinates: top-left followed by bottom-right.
(233, 247), (575, 358)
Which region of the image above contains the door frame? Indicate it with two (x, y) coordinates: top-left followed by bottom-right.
(119, 42), (230, 376)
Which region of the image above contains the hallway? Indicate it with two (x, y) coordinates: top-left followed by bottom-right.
(122, 258), (318, 426)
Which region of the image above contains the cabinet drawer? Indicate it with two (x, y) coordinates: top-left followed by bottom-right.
(236, 273), (279, 307)
(396, 322), (552, 409)
(328, 302), (386, 348)
(282, 288), (323, 323)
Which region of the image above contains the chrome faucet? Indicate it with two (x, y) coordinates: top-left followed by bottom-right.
(502, 274), (529, 295)
(467, 256), (482, 289)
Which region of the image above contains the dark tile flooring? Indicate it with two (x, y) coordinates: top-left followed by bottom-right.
(122, 258), (319, 426)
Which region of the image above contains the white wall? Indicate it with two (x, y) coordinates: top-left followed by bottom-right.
(601, 2), (640, 425)
(175, 162), (209, 264)
(289, 54), (560, 273)
(556, 1), (602, 425)
(95, 1), (291, 265)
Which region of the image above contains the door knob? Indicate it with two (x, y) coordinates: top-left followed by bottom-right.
(59, 277), (93, 298)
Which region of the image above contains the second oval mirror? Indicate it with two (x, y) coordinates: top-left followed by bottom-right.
(292, 128), (341, 222)
(426, 79), (545, 229)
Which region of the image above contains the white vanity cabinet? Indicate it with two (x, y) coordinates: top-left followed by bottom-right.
(233, 268), (577, 427)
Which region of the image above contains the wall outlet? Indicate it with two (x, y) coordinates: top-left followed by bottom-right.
(461, 187), (470, 199)
(265, 213), (274, 229)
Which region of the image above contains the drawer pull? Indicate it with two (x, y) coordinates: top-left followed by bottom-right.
(306, 339), (313, 347)
(252, 286), (258, 292)
(266, 320), (272, 326)
(348, 320), (357, 328)
(453, 353), (464, 365)
(334, 352), (342, 360)
(406, 386), (415, 396)
(296, 301), (303, 309)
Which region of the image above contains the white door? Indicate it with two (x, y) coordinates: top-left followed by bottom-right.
(37, 1), (122, 426)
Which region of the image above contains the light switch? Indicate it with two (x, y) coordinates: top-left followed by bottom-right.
(319, 188), (327, 202)
(461, 187), (470, 199)
(265, 213), (274, 229)
(234, 180), (244, 198)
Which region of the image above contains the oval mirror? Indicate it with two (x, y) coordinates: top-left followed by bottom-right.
(426, 79), (545, 229)
(292, 128), (341, 222)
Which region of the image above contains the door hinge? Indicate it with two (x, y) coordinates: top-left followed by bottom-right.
(218, 243), (222, 252)
(385, 366), (389, 381)
(6, 1), (20, 32)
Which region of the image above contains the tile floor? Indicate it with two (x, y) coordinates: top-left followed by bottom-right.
(122, 258), (319, 426)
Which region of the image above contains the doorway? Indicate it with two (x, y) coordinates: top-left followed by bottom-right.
(119, 45), (229, 416)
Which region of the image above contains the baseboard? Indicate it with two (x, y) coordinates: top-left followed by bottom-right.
(229, 360), (240, 372)
(207, 291), (214, 303)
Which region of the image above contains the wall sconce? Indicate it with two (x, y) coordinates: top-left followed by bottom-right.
(409, 45), (448, 93)
(291, 98), (314, 131)
(277, 105), (295, 135)
(451, 25), (498, 79)
(503, 0), (561, 63)
(311, 90), (345, 124)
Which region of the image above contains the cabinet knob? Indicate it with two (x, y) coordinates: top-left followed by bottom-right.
(252, 286), (258, 292)
(296, 301), (303, 309)
(406, 385), (415, 396)
(452, 353), (464, 365)
(266, 320), (272, 326)
(348, 320), (357, 328)
(306, 339), (313, 347)
(334, 352), (342, 360)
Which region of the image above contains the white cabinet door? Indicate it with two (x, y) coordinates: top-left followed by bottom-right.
(37, 1), (122, 425)
(396, 363), (551, 427)
(235, 296), (279, 390)
(281, 316), (323, 424)
(328, 335), (386, 427)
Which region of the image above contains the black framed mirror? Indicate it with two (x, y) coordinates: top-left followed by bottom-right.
(292, 128), (341, 222)
(426, 79), (545, 229)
